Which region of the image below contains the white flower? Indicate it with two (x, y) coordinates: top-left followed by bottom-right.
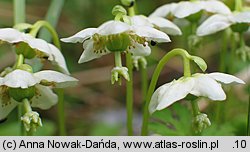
(61, 20), (170, 63)
(150, 0), (231, 19)
(149, 72), (245, 114)
(0, 28), (69, 74)
(129, 15), (182, 35)
(197, 12), (250, 36)
(0, 69), (78, 120)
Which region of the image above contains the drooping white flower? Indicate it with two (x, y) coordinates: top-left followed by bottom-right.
(150, 0), (231, 19)
(129, 15), (182, 35)
(0, 69), (78, 120)
(61, 20), (170, 63)
(0, 28), (69, 74)
(149, 72), (245, 114)
(197, 12), (250, 36)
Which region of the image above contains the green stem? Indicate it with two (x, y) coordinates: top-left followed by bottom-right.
(141, 48), (191, 135)
(235, 0), (243, 12)
(239, 32), (245, 47)
(124, 2), (137, 136)
(14, 54), (24, 69)
(189, 23), (197, 55)
(114, 52), (122, 67)
(229, 33), (237, 74)
(30, 21), (61, 49)
(39, 0), (65, 42)
(215, 30), (229, 125)
(126, 53), (134, 136)
(141, 66), (148, 105)
(14, 0), (25, 24)
(220, 30), (228, 72)
(14, 0), (26, 136)
(55, 89), (66, 136)
(191, 100), (200, 116)
(23, 98), (32, 112)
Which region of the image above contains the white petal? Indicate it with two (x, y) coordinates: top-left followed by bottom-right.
(148, 17), (182, 35)
(31, 85), (58, 110)
(3, 70), (39, 88)
(149, 78), (195, 114)
(34, 70), (78, 88)
(172, 1), (202, 18)
(78, 39), (110, 63)
(233, 12), (250, 23)
(97, 21), (130, 36)
(0, 28), (23, 43)
(132, 26), (171, 43)
(156, 78), (195, 111)
(22, 34), (52, 57)
(196, 14), (232, 36)
(207, 72), (245, 84)
(60, 28), (97, 43)
(190, 74), (226, 100)
(130, 15), (153, 27)
(128, 42), (151, 56)
(0, 97), (17, 120)
(149, 81), (173, 114)
(201, 1), (231, 15)
(48, 44), (70, 75)
(149, 3), (178, 18)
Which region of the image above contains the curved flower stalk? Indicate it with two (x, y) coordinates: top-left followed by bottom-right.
(141, 48), (245, 135)
(149, 0), (231, 19)
(61, 20), (170, 84)
(0, 28), (69, 74)
(0, 68), (78, 132)
(149, 72), (245, 114)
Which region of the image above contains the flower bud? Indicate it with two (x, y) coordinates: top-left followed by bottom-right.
(21, 111), (42, 132)
(8, 86), (36, 102)
(111, 66), (130, 85)
(106, 33), (130, 52)
(192, 113), (211, 133)
(121, 0), (135, 7)
(15, 42), (36, 59)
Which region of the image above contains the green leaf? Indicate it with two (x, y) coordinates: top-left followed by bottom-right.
(149, 103), (193, 136)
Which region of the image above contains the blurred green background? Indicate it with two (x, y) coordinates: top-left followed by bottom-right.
(0, 0), (249, 136)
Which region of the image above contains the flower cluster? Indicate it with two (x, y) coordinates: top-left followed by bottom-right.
(0, 23), (78, 132)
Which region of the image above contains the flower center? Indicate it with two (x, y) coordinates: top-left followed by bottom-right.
(106, 33), (130, 52)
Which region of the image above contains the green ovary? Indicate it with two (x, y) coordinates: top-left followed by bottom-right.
(106, 33), (130, 52)
(8, 86), (36, 102)
(231, 23), (249, 33)
(15, 42), (36, 59)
